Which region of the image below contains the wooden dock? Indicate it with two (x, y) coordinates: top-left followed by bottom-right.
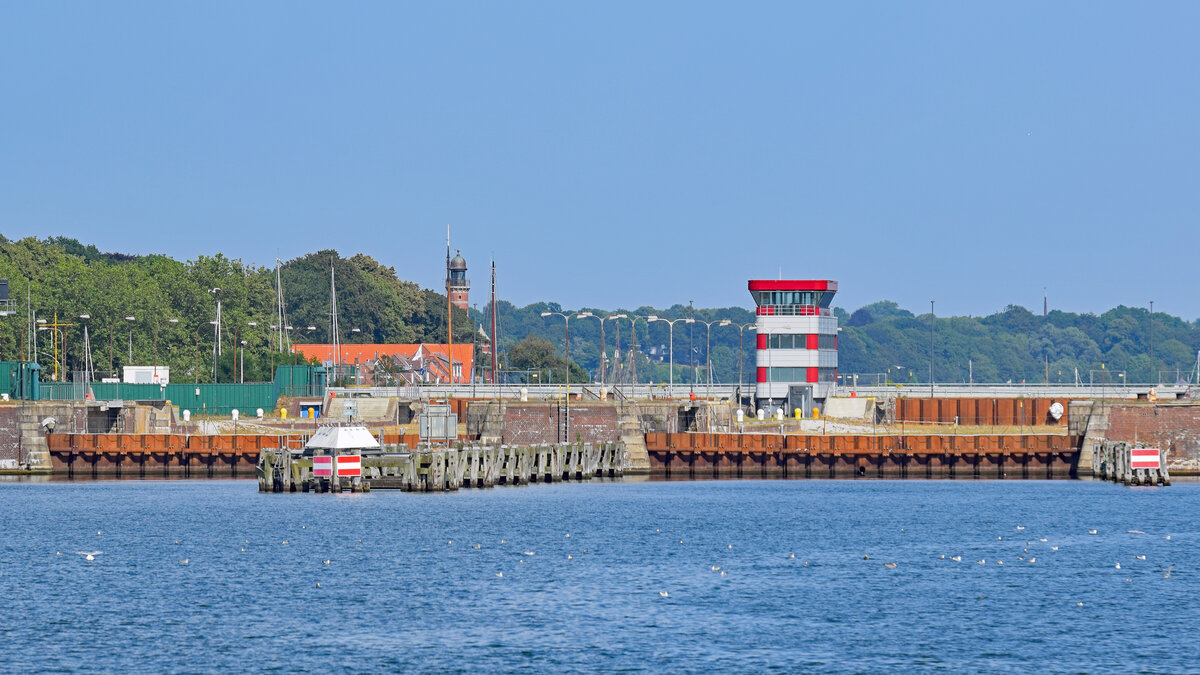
(1093, 441), (1171, 486)
(257, 441), (627, 493)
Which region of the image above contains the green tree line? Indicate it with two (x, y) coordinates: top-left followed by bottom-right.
(3, 235), (1196, 386)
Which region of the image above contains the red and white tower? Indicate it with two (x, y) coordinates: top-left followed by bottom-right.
(447, 251), (470, 310)
(749, 279), (838, 414)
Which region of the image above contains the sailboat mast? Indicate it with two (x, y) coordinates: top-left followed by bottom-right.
(490, 258), (497, 384)
(446, 226), (453, 383)
(330, 261), (339, 373)
(275, 259), (285, 352)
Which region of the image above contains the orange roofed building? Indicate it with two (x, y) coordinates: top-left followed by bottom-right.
(291, 343), (475, 384)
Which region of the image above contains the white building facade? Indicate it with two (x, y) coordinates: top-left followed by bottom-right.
(750, 280), (838, 414)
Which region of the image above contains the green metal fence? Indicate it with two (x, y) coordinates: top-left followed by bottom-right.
(32, 365), (327, 415)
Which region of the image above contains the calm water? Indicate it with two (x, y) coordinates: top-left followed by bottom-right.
(1, 477), (1197, 673)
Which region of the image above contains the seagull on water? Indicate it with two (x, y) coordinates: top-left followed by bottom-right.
(472, 544), (482, 550)
(567, 555), (573, 560)
(727, 544), (733, 549)
(1115, 562), (1121, 569)
(997, 561), (1004, 566)
(1039, 538), (1048, 542)
(1159, 564), (1175, 578)
(565, 533), (570, 538)
(1051, 546), (1059, 551)
(179, 558), (189, 565)
(950, 556), (962, 562)
(884, 562), (898, 569)
(76, 551), (103, 561)
(1016, 526), (1025, 531)
(315, 583), (321, 588)
(788, 553), (795, 559)
(282, 540), (289, 545)
(1028, 558), (1036, 563)
(1127, 530), (1145, 534)
(659, 591), (669, 598)
(1163, 535), (1171, 540)
(711, 566), (721, 572)
(523, 551), (535, 556)
(1088, 530), (1098, 535)
(322, 560), (331, 565)
(1135, 555), (1146, 560)
(720, 571), (727, 576)
(977, 559), (986, 565)
(496, 572), (503, 578)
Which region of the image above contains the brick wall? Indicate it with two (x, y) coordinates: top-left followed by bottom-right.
(500, 403), (620, 445)
(1105, 404), (1200, 473)
(0, 407), (18, 463)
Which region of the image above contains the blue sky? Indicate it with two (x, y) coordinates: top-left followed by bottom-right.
(2, 2), (1197, 318)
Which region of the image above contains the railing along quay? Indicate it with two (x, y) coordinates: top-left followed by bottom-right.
(328, 383), (1189, 401)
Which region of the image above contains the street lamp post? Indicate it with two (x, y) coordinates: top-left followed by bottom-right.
(541, 311), (580, 440)
(155, 318), (179, 384)
(1149, 300), (1155, 384)
(716, 320), (756, 409)
(693, 318), (724, 399)
(646, 315), (694, 396)
(110, 315), (135, 375)
(231, 321), (258, 384)
(573, 312), (601, 384)
(195, 321), (217, 383)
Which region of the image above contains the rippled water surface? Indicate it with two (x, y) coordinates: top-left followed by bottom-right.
(2, 478), (1197, 673)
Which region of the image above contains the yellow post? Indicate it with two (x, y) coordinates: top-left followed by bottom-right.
(794, 408), (802, 420)
(812, 407), (820, 419)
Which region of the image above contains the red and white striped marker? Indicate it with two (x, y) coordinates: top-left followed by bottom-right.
(337, 455), (362, 477)
(1130, 448), (1160, 469)
(313, 455), (333, 477)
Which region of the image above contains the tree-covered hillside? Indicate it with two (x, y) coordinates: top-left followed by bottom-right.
(0, 235), (1196, 386)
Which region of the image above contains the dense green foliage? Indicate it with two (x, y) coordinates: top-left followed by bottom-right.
(2, 236), (1196, 385)
(0, 237), (473, 382)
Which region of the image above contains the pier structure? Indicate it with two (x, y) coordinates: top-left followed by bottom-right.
(256, 441), (626, 493)
(12, 393), (1200, 481)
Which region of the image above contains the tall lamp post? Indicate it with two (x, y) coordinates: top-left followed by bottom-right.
(646, 315), (694, 396)
(231, 321), (257, 384)
(155, 318), (179, 384)
(717, 320), (756, 409)
(573, 312), (602, 383)
(195, 321), (217, 383)
(541, 310), (581, 440)
(693, 318), (724, 399)
(929, 300), (935, 399)
(1149, 300), (1155, 384)
(109, 315), (135, 375)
